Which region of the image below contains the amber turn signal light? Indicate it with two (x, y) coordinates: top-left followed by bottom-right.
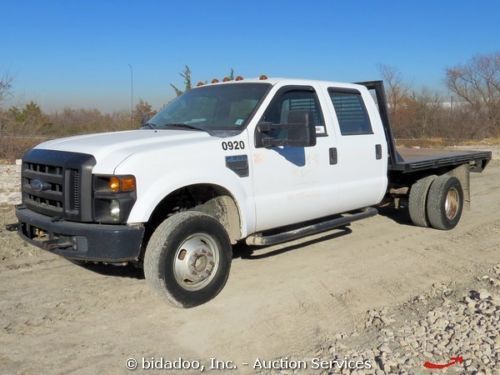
(108, 176), (120, 192)
(120, 176), (136, 192)
(108, 176), (136, 192)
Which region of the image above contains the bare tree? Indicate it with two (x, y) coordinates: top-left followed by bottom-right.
(0, 72), (14, 106)
(378, 64), (412, 139)
(378, 64), (409, 120)
(406, 88), (446, 139)
(0, 73), (14, 135)
(446, 52), (500, 137)
(133, 99), (157, 126)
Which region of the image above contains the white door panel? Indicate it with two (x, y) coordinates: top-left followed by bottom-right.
(252, 137), (341, 231)
(321, 86), (388, 208)
(251, 85), (338, 232)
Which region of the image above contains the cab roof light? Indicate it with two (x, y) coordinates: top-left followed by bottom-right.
(235, 75), (244, 81)
(222, 76), (232, 82)
(259, 74), (268, 80)
(211, 78), (219, 84)
(196, 81), (205, 87)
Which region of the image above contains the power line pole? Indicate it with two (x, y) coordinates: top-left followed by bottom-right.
(128, 64), (134, 124)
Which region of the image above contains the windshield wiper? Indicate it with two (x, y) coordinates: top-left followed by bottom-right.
(162, 123), (208, 132)
(140, 122), (156, 129)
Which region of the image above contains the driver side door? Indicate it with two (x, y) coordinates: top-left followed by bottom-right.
(251, 85), (331, 232)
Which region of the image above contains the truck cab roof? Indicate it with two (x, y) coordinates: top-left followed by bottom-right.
(199, 77), (367, 91)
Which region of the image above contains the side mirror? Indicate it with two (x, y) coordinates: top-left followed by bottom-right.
(255, 121), (317, 148)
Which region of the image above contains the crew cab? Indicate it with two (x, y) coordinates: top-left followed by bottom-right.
(14, 77), (491, 307)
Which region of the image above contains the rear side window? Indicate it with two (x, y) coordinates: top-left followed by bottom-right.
(329, 89), (373, 135)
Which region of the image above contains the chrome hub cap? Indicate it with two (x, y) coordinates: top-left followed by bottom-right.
(173, 233), (219, 291)
(445, 187), (460, 220)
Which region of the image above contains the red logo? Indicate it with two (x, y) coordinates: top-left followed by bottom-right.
(423, 356), (463, 369)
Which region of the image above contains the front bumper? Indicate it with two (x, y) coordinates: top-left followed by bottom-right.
(16, 205), (144, 262)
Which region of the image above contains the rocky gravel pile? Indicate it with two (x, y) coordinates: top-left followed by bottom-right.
(0, 162), (21, 206)
(260, 265), (499, 375)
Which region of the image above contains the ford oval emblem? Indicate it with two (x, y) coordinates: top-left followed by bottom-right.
(30, 179), (46, 192)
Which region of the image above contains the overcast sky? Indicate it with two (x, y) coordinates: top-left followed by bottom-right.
(1, 0), (499, 112)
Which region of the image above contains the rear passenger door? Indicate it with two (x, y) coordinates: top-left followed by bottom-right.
(323, 87), (388, 211)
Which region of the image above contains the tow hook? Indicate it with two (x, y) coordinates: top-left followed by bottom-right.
(4, 223), (20, 232)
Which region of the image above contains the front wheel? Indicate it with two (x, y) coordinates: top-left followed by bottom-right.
(144, 211), (232, 308)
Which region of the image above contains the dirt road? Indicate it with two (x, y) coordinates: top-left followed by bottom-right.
(0, 158), (499, 374)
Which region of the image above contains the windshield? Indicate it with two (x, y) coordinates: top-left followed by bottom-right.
(146, 83), (271, 132)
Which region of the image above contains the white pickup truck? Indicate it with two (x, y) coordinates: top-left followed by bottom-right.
(14, 77), (491, 307)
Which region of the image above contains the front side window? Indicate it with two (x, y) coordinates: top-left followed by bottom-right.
(329, 89), (373, 135)
(147, 83), (271, 132)
(260, 88), (326, 137)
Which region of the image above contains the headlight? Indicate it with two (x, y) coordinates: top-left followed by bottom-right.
(93, 175), (136, 223)
(109, 199), (121, 219)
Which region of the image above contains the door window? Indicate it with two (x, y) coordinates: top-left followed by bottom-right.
(261, 88), (326, 137)
(329, 89), (373, 135)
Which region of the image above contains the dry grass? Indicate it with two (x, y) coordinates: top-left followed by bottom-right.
(395, 137), (500, 148)
(0, 136), (48, 163)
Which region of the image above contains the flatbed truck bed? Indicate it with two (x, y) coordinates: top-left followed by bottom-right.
(391, 148), (491, 173)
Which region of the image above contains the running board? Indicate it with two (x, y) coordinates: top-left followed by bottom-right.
(245, 207), (378, 246)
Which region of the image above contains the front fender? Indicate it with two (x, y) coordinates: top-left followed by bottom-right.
(123, 170), (254, 239)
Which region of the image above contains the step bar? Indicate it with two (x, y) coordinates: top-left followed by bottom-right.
(246, 207), (378, 246)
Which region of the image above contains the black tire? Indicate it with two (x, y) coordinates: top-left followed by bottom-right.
(426, 175), (464, 230)
(144, 211), (232, 308)
(408, 175), (436, 227)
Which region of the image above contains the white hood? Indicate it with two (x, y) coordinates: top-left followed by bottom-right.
(35, 129), (211, 172)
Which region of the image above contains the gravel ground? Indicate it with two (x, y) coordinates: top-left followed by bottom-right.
(322, 271), (499, 374)
(0, 163), (21, 206)
(255, 266), (499, 375)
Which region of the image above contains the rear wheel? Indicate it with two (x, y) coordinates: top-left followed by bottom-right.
(408, 175), (436, 227)
(426, 175), (464, 230)
(144, 211), (232, 307)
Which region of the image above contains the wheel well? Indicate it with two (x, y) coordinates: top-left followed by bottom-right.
(141, 184), (242, 259)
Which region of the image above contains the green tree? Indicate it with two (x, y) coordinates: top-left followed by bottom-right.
(170, 65), (192, 97)
(7, 101), (51, 134)
(169, 66), (238, 96)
